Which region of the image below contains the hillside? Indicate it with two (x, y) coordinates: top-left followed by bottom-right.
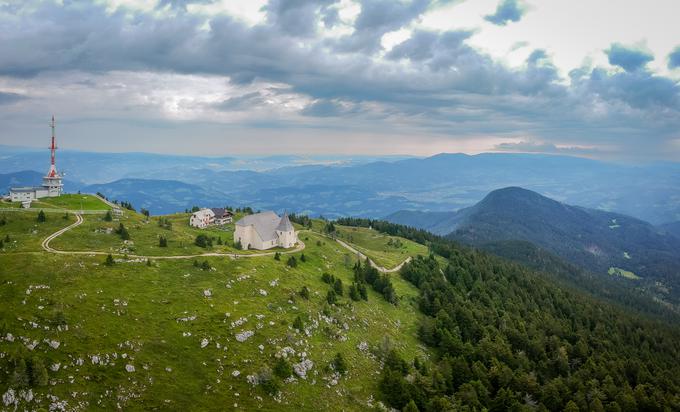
(0, 204), (429, 411)
(82, 179), (226, 215)
(386, 187), (680, 307)
(1, 201), (680, 409)
(660, 221), (680, 239)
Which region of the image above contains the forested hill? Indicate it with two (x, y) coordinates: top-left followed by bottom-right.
(386, 187), (680, 308)
(336, 217), (680, 411)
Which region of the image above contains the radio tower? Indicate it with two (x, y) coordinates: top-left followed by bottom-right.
(42, 115), (63, 197)
(47, 115), (58, 178)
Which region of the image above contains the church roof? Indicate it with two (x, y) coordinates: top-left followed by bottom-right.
(236, 211), (293, 242)
(276, 213), (294, 232)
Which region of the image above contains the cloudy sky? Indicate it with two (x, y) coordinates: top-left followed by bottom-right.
(0, 0), (679, 160)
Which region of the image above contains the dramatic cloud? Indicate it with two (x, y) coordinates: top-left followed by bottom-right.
(484, 0), (527, 26)
(606, 43), (654, 72)
(0, 1), (678, 159)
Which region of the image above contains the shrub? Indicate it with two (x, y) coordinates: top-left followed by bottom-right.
(201, 260), (211, 271)
(195, 234), (211, 248)
(333, 278), (343, 296)
(274, 252), (281, 261)
(116, 223), (130, 240)
(234, 240), (243, 250)
(333, 352), (348, 374)
(104, 254), (115, 266)
(104, 210), (113, 222)
(299, 286), (310, 300)
(273, 358), (293, 379)
(286, 256), (297, 268)
(159, 236), (168, 247)
(300, 253), (307, 262)
(11, 359), (29, 387)
(30, 358), (48, 386)
(293, 315), (305, 331)
(37, 210), (46, 222)
(349, 284), (360, 301)
(322, 272), (334, 284)
(326, 290), (337, 305)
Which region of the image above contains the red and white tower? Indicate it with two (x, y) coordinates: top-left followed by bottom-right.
(47, 115), (58, 178)
(42, 115), (63, 197)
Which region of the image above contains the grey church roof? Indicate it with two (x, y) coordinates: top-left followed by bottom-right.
(235, 211), (284, 242)
(276, 213), (294, 232)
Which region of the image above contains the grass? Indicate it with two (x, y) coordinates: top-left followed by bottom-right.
(0, 211), (75, 252)
(608, 266), (641, 280)
(0, 210), (429, 411)
(332, 225), (429, 268)
(29, 194), (111, 211)
(50, 212), (272, 257)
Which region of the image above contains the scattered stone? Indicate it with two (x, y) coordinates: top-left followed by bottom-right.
(203, 289), (212, 298)
(293, 359), (314, 379)
(201, 338), (209, 348)
(259, 289), (268, 296)
(232, 370), (240, 377)
(357, 341), (369, 352)
(235, 331), (254, 342)
(125, 364), (135, 373)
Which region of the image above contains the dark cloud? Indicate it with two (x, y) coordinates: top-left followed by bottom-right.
(484, 0), (527, 26)
(265, 0), (337, 37)
(330, 0), (431, 53)
(669, 46), (680, 69)
(606, 43), (654, 72)
(0, 1), (678, 158)
(0, 91), (26, 105)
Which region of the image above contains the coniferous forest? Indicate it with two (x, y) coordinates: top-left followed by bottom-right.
(337, 218), (680, 411)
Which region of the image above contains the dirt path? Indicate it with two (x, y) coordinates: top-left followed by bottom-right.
(41, 213), (305, 260)
(40, 213), (410, 271)
(333, 238), (411, 273)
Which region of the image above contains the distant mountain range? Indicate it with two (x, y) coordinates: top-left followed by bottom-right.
(386, 186), (680, 307)
(2, 148), (680, 224)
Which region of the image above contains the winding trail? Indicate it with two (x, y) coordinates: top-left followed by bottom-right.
(41, 213), (305, 260)
(40, 213), (411, 271)
(334, 238), (411, 273)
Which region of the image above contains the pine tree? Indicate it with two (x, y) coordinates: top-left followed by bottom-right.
(333, 353), (348, 374)
(334, 278), (343, 296)
(37, 210), (46, 222)
(30, 358), (48, 386)
(159, 236), (167, 247)
(286, 256), (297, 268)
(12, 359), (29, 387)
(104, 254), (115, 266)
(402, 400), (419, 412)
(274, 252), (281, 261)
(104, 210), (113, 222)
(326, 290), (337, 305)
(293, 315), (305, 331)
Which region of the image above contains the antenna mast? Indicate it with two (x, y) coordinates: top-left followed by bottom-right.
(48, 115), (58, 177)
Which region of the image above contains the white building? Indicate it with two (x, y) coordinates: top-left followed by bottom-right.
(10, 116), (63, 203)
(190, 208), (215, 228)
(234, 211), (297, 250)
(189, 208), (234, 228)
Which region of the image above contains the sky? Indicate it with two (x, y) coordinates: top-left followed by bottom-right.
(0, 0), (679, 160)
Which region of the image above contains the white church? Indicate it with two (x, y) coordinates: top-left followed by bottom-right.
(233, 211), (297, 250)
(9, 116), (63, 204)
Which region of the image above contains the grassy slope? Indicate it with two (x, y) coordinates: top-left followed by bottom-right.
(0, 210), (428, 411)
(0, 212), (76, 252)
(30, 194), (112, 211)
(50, 212), (268, 256)
(333, 225), (428, 269)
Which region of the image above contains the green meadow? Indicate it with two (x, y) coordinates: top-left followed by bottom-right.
(0, 206), (428, 411)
